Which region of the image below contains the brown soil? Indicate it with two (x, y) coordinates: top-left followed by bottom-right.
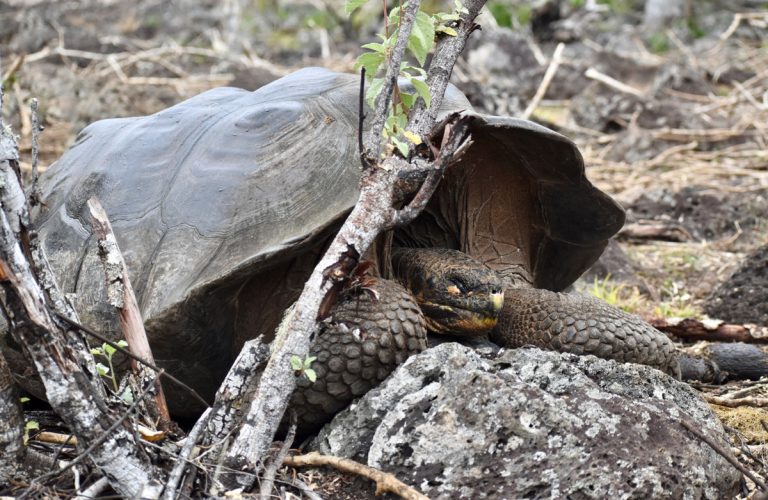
(2, 0), (768, 498)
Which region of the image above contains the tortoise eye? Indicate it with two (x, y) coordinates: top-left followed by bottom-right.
(449, 279), (468, 294)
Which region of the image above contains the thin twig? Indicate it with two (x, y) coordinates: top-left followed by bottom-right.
(74, 476), (110, 500)
(364, 0), (421, 160)
(88, 197), (172, 429)
(679, 419), (768, 492)
(358, 68), (368, 168)
(703, 395), (768, 408)
(407, 0), (485, 138)
(162, 408), (212, 500)
(29, 98), (42, 207)
(585, 67), (645, 97)
(523, 42), (565, 120)
(259, 411), (297, 499)
(283, 452), (429, 500)
(393, 113), (473, 226)
(54, 312), (210, 409)
(26, 374), (161, 486)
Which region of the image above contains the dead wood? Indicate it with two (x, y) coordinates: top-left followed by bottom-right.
(0, 347), (27, 482)
(283, 451), (429, 500)
(0, 87), (157, 497)
(54, 312), (210, 409)
(88, 197), (172, 431)
(161, 408), (211, 500)
(259, 412), (296, 500)
(680, 418), (768, 493)
(213, 0), (486, 491)
(704, 395), (768, 409)
(651, 317), (768, 343)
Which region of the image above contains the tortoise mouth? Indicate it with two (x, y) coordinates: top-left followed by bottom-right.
(419, 299), (501, 336)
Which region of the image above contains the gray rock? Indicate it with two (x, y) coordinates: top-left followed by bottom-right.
(312, 343), (740, 499)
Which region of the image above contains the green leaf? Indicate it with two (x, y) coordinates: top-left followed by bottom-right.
(391, 136), (410, 157)
(96, 363), (110, 376)
(409, 11), (436, 66)
(401, 65), (426, 77)
(361, 42), (386, 54)
(410, 78), (431, 108)
(304, 368), (317, 383)
(290, 355), (303, 371)
(435, 12), (460, 22)
(117, 340), (129, 348)
(20, 396), (30, 404)
(344, 0), (368, 15)
(90, 347), (103, 356)
(104, 343), (117, 357)
(400, 92), (416, 110)
(366, 77), (385, 109)
(389, 6), (401, 25)
(355, 51), (385, 79)
(436, 25), (458, 36)
(303, 356), (317, 368)
(121, 387), (135, 404)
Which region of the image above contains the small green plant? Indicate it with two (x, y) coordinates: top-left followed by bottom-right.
(648, 32), (670, 54)
(654, 279), (700, 318)
(91, 340), (129, 392)
(348, 0), (466, 156)
(290, 355), (318, 382)
(23, 420), (39, 446)
(586, 275), (643, 313)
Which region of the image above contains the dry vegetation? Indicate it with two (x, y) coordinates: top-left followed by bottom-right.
(1, 0), (768, 497)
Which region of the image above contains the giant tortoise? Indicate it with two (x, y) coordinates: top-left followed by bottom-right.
(18, 67), (678, 426)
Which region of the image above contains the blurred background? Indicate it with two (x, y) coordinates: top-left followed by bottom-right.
(0, 0), (766, 323)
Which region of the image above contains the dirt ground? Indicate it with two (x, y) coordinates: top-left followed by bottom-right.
(1, 0), (767, 497)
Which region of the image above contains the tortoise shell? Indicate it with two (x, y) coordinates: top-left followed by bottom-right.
(32, 67), (624, 413)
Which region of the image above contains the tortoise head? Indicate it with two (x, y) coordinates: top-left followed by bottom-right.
(391, 247), (504, 336)
(394, 111), (626, 293)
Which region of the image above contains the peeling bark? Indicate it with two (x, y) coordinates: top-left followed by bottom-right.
(0, 349), (25, 484)
(88, 197), (172, 430)
(0, 88), (157, 497)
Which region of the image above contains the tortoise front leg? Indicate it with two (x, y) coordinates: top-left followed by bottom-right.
(490, 288), (681, 377)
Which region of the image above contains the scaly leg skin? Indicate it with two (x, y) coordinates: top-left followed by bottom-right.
(289, 279), (427, 435)
(491, 288), (681, 378)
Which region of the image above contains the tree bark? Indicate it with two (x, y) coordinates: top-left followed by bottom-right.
(88, 197), (172, 430)
(0, 87), (157, 497)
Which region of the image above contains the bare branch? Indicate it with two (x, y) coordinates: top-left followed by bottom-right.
(0, 349), (25, 480)
(364, 0), (422, 159)
(204, 337), (269, 446)
(284, 451), (429, 500)
(54, 312), (211, 409)
(215, 1), (487, 489)
(407, 0), (486, 137)
(162, 408), (212, 500)
(0, 111), (156, 498)
(88, 197), (171, 430)
(259, 411), (297, 499)
(29, 98), (42, 207)
(392, 113), (473, 226)
(680, 418), (768, 493)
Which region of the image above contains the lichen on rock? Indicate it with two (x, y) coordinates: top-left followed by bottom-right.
(312, 343), (740, 499)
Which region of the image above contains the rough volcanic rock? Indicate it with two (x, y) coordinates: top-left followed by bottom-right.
(706, 243), (768, 325)
(312, 343), (740, 499)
